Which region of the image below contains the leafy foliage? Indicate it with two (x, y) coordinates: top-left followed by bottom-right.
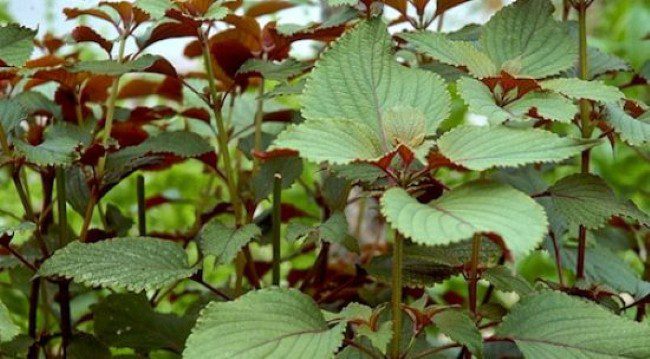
(198, 221), (261, 265)
(92, 293), (193, 352)
(276, 19), (449, 164)
(381, 182), (547, 258)
(496, 291), (650, 357)
(0, 24), (36, 66)
(546, 173), (648, 229)
(184, 288), (345, 358)
(479, 0), (577, 78)
(437, 125), (600, 170)
(433, 310), (482, 357)
(38, 237), (197, 292)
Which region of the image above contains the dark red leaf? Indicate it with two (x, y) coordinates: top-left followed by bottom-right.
(71, 26), (113, 53)
(245, 0), (295, 17)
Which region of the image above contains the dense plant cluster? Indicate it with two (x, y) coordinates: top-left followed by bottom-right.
(0, 0), (648, 358)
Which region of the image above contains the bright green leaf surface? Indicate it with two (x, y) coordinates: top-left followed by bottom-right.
(184, 287), (345, 359)
(381, 182), (547, 259)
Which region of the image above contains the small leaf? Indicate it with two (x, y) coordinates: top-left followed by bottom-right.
(0, 98), (28, 132)
(302, 19), (450, 138)
(38, 237), (197, 292)
(198, 220), (261, 265)
(184, 287), (345, 359)
(135, 0), (173, 19)
(435, 0), (471, 16)
(288, 212), (358, 252)
(546, 173), (647, 229)
(14, 126), (82, 166)
(603, 102), (650, 146)
(504, 91), (577, 123)
(438, 125), (599, 170)
(433, 310), (482, 357)
(586, 47), (631, 79)
(556, 243), (650, 299)
(495, 290), (650, 358)
(0, 24), (37, 66)
(0, 300), (20, 343)
(356, 322), (392, 355)
(68, 54), (167, 76)
(202, 2), (229, 20)
(252, 155), (303, 200)
(0, 222), (36, 237)
(381, 182), (547, 259)
(479, 0), (576, 78)
(274, 119), (382, 165)
(540, 78), (624, 102)
(238, 58), (309, 81)
(398, 32), (497, 78)
(71, 26), (113, 53)
(457, 77), (513, 123)
(482, 266), (534, 297)
(93, 293), (193, 352)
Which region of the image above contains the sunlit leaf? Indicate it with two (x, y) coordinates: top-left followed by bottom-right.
(438, 125), (599, 170)
(540, 78), (624, 102)
(480, 0), (576, 78)
(184, 287), (345, 359)
(398, 32), (497, 78)
(381, 182), (547, 258)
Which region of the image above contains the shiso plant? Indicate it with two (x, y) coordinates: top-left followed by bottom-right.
(0, 0), (648, 358)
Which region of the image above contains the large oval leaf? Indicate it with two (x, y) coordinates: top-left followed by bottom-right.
(479, 0), (576, 78)
(437, 125), (600, 170)
(381, 182), (547, 258)
(276, 19), (450, 164)
(184, 287), (345, 359)
(38, 237), (197, 292)
(496, 291), (650, 358)
(302, 19), (449, 136)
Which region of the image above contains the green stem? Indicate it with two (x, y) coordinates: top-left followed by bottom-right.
(272, 173), (282, 286)
(199, 31), (243, 223)
(576, 1), (591, 280)
(391, 231), (404, 359)
(137, 175), (146, 236)
(253, 80), (265, 171)
(199, 30), (260, 289)
(97, 33), (127, 178)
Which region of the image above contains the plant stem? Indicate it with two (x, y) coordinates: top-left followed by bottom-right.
(199, 31), (243, 222)
(272, 173), (282, 286)
(137, 175), (146, 236)
(56, 166), (72, 356)
(97, 33), (127, 178)
(199, 29), (260, 288)
(27, 278), (41, 359)
(79, 196), (96, 242)
(253, 80), (265, 171)
(468, 234), (481, 317)
(576, 1), (591, 280)
(391, 231), (404, 359)
(550, 233), (565, 287)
